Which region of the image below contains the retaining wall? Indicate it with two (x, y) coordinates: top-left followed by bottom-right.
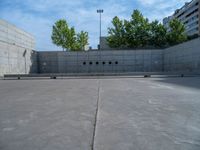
(38, 50), (163, 73)
(164, 38), (200, 73)
(38, 38), (200, 74)
(0, 19), (37, 77)
(0, 18), (200, 76)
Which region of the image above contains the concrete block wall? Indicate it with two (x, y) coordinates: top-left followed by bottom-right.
(0, 19), (37, 77)
(38, 49), (163, 74)
(164, 38), (200, 73)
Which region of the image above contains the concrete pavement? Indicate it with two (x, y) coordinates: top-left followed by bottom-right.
(0, 77), (200, 150)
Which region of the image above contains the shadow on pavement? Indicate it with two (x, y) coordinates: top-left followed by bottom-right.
(155, 77), (200, 89)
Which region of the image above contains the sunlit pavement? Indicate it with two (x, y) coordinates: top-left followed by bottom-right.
(0, 77), (200, 150)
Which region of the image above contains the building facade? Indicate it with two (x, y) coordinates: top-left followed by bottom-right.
(163, 0), (200, 36)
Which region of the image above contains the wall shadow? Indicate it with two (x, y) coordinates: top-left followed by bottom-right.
(155, 77), (200, 90)
(29, 50), (39, 74)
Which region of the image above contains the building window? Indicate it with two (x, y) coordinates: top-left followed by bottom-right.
(186, 9), (198, 18)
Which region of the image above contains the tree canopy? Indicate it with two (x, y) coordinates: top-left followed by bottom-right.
(166, 19), (187, 46)
(76, 31), (89, 51)
(125, 10), (150, 48)
(107, 10), (187, 49)
(149, 20), (167, 47)
(107, 16), (126, 48)
(51, 19), (89, 51)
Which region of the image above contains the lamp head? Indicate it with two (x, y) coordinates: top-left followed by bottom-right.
(97, 9), (104, 13)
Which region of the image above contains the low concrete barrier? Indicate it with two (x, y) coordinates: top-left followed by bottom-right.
(4, 72), (200, 80)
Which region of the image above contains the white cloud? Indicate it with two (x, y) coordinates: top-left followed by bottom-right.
(0, 0), (192, 50)
(137, 0), (191, 21)
(1, 0), (130, 50)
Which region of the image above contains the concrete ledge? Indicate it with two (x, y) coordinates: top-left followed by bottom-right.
(3, 72), (200, 79)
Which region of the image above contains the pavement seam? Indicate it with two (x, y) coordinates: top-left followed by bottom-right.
(91, 80), (101, 150)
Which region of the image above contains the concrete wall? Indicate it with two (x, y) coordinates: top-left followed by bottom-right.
(38, 38), (200, 74)
(1, 19), (200, 76)
(38, 50), (163, 73)
(0, 19), (37, 76)
(0, 20), (35, 49)
(100, 37), (111, 50)
(164, 38), (200, 73)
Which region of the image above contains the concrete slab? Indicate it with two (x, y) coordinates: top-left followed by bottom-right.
(94, 77), (200, 150)
(0, 77), (200, 150)
(0, 79), (99, 150)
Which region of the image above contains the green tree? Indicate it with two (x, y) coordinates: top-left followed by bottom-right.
(51, 19), (76, 51)
(167, 19), (187, 46)
(67, 27), (77, 50)
(124, 10), (150, 48)
(51, 19), (68, 51)
(149, 20), (167, 47)
(106, 10), (189, 49)
(76, 31), (89, 51)
(107, 16), (126, 48)
(52, 19), (89, 51)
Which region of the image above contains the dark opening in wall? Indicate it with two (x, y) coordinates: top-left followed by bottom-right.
(89, 62), (93, 65)
(115, 61), (118, 65)
(83, 62), (86, 65)
(102, 62), (105, 65)
(96, 62), (99, 65)
(109, 61), (112, 65)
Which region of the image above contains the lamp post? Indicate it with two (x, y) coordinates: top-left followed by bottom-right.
(97, 9), (103, 50)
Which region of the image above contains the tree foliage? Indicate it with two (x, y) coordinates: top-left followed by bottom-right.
(167, 19), (187, 45)
(149, 20), (167, 47)
(107, 16), (126, 48)
(125, 10), (150, 48)
(107, 10), (187, 48)
(51, 19), (89, 51)
(76, 31), (89, 51)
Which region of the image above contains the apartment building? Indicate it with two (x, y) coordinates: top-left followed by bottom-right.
(163, 0), (200, 36)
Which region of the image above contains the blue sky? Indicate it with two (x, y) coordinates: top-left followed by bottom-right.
(0, 0), (189, 51)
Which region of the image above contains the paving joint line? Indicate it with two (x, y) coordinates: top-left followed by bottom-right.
(91, 80), (101, 150)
